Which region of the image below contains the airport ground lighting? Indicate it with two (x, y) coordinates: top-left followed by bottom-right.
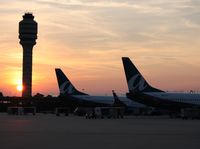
(19, 13), (38, 97)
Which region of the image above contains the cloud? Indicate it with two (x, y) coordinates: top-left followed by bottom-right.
(0, 0), (200, 95)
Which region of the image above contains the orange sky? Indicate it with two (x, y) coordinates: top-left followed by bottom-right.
(0, 0), (200, 96)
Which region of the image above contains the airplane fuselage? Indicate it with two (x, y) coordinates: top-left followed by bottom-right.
(71, 95), (146, 108)
(127, 92), (200, 110)
(146, 92), (200, 105)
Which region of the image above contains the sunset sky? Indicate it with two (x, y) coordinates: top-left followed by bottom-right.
(0, 0), (200, 96)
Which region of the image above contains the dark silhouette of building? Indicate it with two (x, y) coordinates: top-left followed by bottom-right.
(19, 13), (38, 97)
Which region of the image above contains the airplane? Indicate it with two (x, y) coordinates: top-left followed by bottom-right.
(122, 57), (200, 110)
(55, 68), (146, 108)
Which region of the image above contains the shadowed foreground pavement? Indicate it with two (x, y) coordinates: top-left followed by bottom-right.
(0, 114), (200, 149)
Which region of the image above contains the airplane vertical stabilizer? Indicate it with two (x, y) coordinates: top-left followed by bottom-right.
(55, 68), (88, 95)
(122, 57), (163, 93)
(112, 90), (127, 107)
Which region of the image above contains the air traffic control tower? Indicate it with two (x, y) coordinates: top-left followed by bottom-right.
(19, 13), (38, 97)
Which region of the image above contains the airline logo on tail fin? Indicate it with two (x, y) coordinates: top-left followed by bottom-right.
(55, 68), (88, 95)
(128, 74), (147, 91)
(59, 80), (75, 94)
(122, 57), (163, 93)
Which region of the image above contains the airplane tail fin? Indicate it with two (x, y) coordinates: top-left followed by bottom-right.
(122, 57), (163, 93)
(112, 90), (127, 107)
(55, 68), (88, 95)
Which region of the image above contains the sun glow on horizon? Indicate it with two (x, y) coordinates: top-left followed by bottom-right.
(15, 78), (23, 92)
(16, 85), (23, 92)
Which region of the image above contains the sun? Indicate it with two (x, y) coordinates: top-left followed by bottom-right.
(17, 85), (23, 92)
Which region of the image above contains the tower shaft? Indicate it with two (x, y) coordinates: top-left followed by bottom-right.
(22, 44), (33, 97)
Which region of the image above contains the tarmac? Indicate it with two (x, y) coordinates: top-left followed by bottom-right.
(0, 113), (200, 149)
